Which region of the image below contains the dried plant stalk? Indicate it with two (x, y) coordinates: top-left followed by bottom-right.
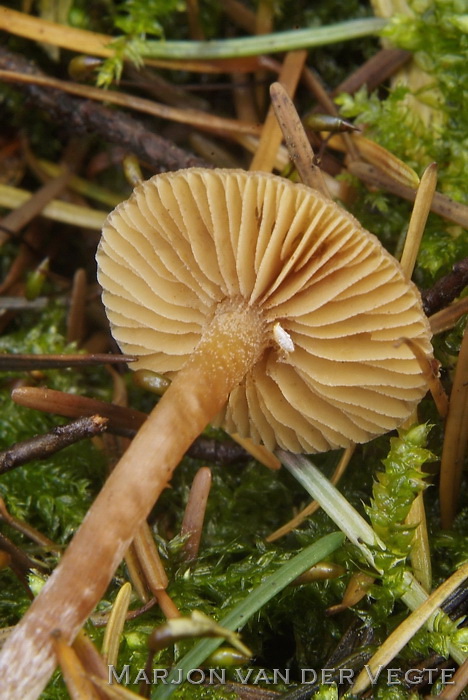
(351, 562), (468, 695)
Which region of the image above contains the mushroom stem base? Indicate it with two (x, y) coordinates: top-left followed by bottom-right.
(0, 302), (266, 700)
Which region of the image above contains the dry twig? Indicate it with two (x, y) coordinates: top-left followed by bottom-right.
(0, 47), (208, 173)
(0, 415), (108, 476)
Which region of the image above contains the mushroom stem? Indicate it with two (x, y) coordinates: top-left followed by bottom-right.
(0, 300), (266, 700)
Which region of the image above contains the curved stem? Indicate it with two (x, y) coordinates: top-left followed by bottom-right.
(0, 7), (386, 62)
(0, 301), (266, 700)
(138, 18), (388, 59)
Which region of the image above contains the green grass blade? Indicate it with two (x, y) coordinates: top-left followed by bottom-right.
(152, 531), (344, 700)
(140, 19), (387, 60)
(277, 450), (386, 571)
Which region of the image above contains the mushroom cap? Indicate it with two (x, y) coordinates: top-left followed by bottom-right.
(97, 168), (433, 453)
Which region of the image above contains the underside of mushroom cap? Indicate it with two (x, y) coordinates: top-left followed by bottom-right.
(97, 168), (433, 453)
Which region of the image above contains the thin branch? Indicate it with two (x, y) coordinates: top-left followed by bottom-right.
(186, 437), (250, 466)
(0, 415), (108, 476)
(0, 47), (208, 173)
(0, 69), (261, 139)
(11, 386), (250, 464)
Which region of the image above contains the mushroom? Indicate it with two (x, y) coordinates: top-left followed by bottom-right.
(0, 168), (433, 699)
(98, 168), (432, 451)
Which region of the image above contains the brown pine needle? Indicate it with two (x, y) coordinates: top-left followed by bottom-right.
(254, 0), (274, 114)
(11, 386), (147, 436)
(269, 82), (330, 197)
(67, 269), (87, 345)
(224, 0), (256, 32)
(0, 353), (134, 371)
(440, 324), (468, 528)
(348, 161), (468, 228)
(153, 590), (181, 621)
(430, 297), (468, 334)
(0, 497), (60, 555)
(406, 495), (432, 592)
(90, 675), (146, 699)
(292, 561), (346, 585)
(333, 48), (411, 96)
(51, 630), (101, 700)
(72, 630), (108, 683)
(438, 658), (468, 700)
(0, 69), (261, 139)
(124, 544), (152, 604)
(250, 50), (307, 172)
(401, 338), (449, 419)
(327, 572), (374, 615)
(230, 433), (280, 470)
(400, 163), (438, 277)
(353, 133), (420, 189)
(131, 521), (180, 618)
(132, 523), (169, 593)
(181, 467), (212, 562)
(0, 168), (74, 245)
(186, 0), (204, 40)
(398, 155), (452, 584)
(351, 562), (468, 695)
(101, 582), (132, 667)
(0, 530), (47, 578)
